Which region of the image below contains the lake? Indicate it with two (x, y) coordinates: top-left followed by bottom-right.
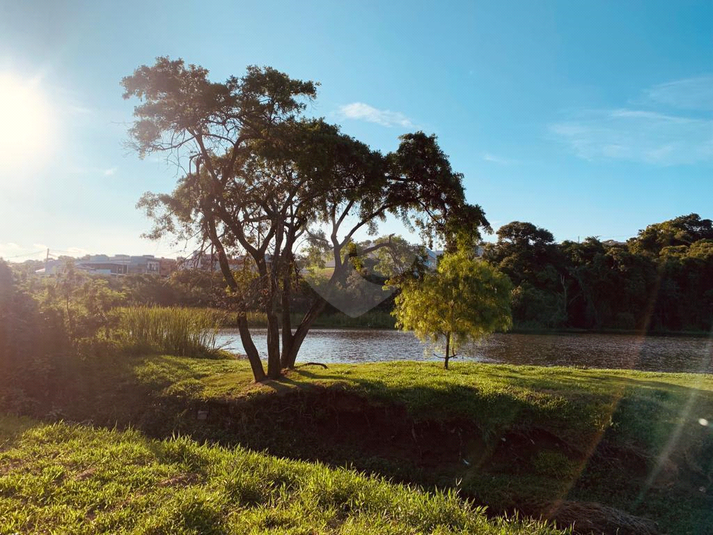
(216, 329), (713, 373)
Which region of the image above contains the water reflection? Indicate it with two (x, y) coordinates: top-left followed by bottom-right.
(216, 329), (712, 373)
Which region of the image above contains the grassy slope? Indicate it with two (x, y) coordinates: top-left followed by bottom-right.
(0, 415), (563, 535)
(2, 355), (712, 533)
(131, 357), (713, 534)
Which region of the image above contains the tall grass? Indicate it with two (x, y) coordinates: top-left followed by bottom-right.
(117, 306), (224, 358)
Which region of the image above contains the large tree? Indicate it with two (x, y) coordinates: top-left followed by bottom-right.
(483, 221), (566, 327)
(483, 221), (559, 286)
(123, 58), (487, 380)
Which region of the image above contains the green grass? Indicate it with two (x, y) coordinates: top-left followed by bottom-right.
(132, 357), (713, 441)
(0, 416), (565, 535)
(2, 355), (712, 534)
(122, 358), (713, 534)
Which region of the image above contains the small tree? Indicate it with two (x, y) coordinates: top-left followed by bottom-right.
(392, 252), (512, 369)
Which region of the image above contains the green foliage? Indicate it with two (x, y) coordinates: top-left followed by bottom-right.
(510, 282), (565, 329)
(628, 213), (713, 256)
(393, 252), (512, 366)
(484, 214), (713, 332)
(0, 260), (44, 373)
(483, 221), (558, 287)
(1, 259), (229, 412)
(312, 310), (397, 329)
(28, 261), (126, 354)
(120, 270), (228, 308)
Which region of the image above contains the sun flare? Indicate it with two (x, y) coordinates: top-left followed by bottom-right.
(0, 72), (55, 171)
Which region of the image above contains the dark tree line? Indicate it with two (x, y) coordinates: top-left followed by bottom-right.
(483, 214), (713, 332)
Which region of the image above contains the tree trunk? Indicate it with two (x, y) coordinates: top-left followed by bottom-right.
(237, 313), (266, 381)
(444, 331), (451, 370)
(282, 297), (327, 369)
(257, 254), (281, 379)
(205, 216), (267, 382)
(266, 311), (281, 379)
(280, 256), (295, 368)
(281, 308), (294, 368)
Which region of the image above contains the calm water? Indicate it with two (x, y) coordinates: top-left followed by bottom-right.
(216, 329), (713, 373)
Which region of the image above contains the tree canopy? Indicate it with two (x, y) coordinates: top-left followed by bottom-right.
(628, 213), (713, 256)
(392, 252), (512, 369)
(483, 214), (713, 332)
(123, 58), (488, 380)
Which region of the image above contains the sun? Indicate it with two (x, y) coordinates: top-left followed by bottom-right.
(0, 72), (55, 171)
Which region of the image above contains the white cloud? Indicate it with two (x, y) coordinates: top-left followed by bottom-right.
(69, 166), (118, 176)
(549, 109), (713, 165)
(336, 102), (413, 128)
(549, 76), (713, 166)
(0, 242), (21, 252)
(0, 243), (92, 262)
(0, 243), (43, 261)
(482, 153), (515, 165)
(68, 105), (93, 115)
(61, 247), (90, 256)
(645, 76), (713, 111)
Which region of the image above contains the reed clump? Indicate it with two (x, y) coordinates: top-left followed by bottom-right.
(117, 306), (224, 358)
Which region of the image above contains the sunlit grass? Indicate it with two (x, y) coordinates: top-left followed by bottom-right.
(0, 416), (566, 534)
(135, 356), (713, 438)
(2, 353), (711, 534)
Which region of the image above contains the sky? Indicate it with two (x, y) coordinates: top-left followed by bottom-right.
(0, 0), (711, 261)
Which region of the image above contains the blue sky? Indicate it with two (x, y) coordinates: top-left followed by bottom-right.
(0, 0), (711, 261)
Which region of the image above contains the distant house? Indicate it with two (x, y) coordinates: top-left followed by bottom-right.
(177, 252), (218, 271)
(37, 254), (176, 277)
(37, 259), (98, 276)
(424, 249), (442, 270)
(72, 254), (128, 275)
(126, 255), (160, 275)
(602, 239), (626, 248)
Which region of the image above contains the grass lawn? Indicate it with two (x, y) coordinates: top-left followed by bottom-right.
(2, 355), (712, 534)
(0, 415), (564, 535)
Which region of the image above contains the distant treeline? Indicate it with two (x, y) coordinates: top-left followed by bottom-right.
(5, 213), (712, 335)
(483, 213), (713, 333)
